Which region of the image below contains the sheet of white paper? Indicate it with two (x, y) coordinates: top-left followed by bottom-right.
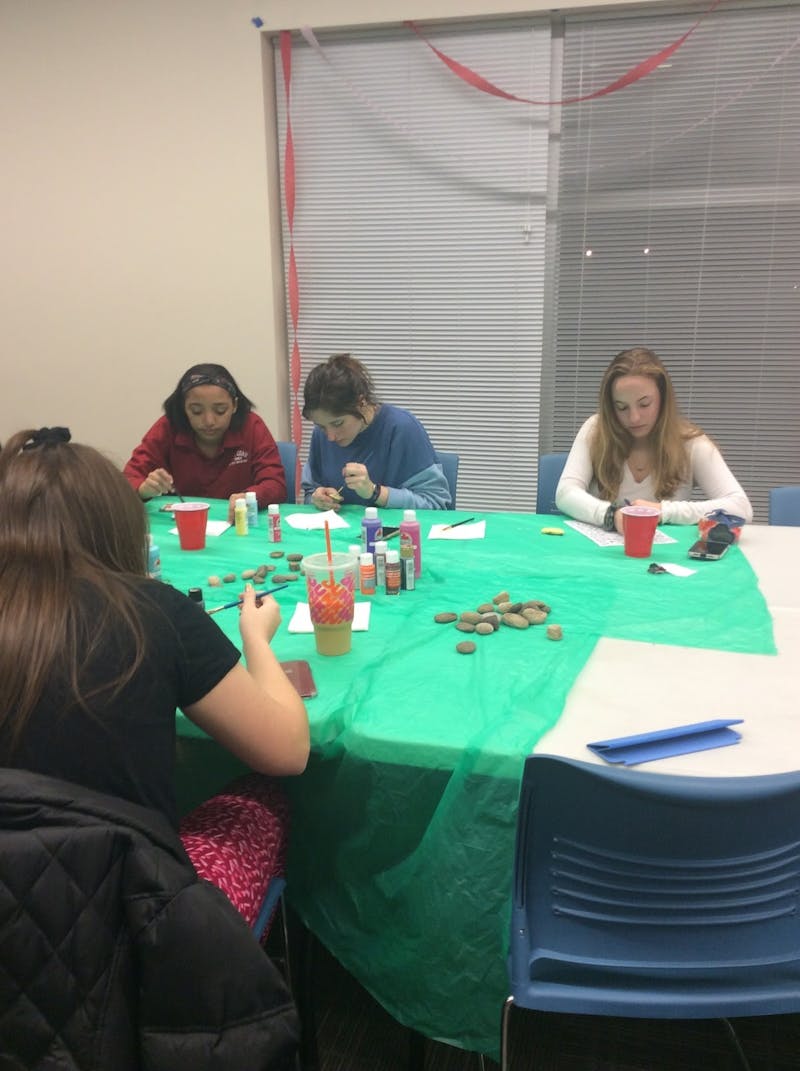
(170, 519), (231, 537)
(428, 521), (486, 541)
(284, 510), (351, 531)
(288, 601), (371, 634)
(655, 562), (697, 577)
(564, 519), (677, 548)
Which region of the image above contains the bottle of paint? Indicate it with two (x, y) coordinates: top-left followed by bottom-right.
(245, 490), (259, 528)
(384, 549), (401, 595)
(400, 534), (416, 591)
(267, 504), (281, 543)
(399, 509), (421, 578)
(147, 535), (161, 580)
(361, 506), (381, 556)
(234, 497), (248, 535)
(187, 587), (205, 611)
(373, 539), (388, 589)
(359, 552), (376, 595)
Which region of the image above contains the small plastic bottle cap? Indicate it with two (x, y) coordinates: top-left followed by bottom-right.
(235, 497), (246, 508)
(188, 588), (203, 602)
(268, 504), (279, 514)
(403, 509), (417, 521)
(365, 506), (378, 519)
(245, 491), (257, 502)
(374, 540), (387, 554)
(349, 544), (362, 557)
(385, 549), (400, 564)
(360, 552), (374, 566)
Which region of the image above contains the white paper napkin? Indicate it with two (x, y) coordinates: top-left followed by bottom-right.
(428, 520), (486, 540)
(284, 510), (351, 531)
(169, 519), (231, 537)
(288, 601), (372, 633)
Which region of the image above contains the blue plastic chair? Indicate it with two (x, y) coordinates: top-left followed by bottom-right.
(536, 452), (568, 515)
(769, 486), (800, 527)
(501, 754), (800, 1071)
(435, 450), (460, 509)
(277, 440), (298, 504)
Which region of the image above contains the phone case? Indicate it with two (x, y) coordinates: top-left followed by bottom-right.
(281, 659), (318, 698)
(688, 540), (729, 560)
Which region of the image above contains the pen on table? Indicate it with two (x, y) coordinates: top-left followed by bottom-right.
(207, 584), (290, 615)
(441, 516), (476, 532)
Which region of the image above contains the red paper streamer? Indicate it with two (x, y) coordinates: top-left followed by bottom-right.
(405, 1), (722, 107)
(280, 30), (302, 499)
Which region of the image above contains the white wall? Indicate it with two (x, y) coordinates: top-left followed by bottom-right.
(1, 0), (660, 464)
(0, 0), (285, 465)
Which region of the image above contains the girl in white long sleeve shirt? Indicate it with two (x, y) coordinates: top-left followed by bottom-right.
(555, 348), (752, 533)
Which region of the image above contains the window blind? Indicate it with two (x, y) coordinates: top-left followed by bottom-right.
(551, 3), (800, 520)
(274, 21), (551, 511)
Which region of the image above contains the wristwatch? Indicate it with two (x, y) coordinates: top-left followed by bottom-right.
(603, 504), (618, 531)
(367, 483), (382, 506)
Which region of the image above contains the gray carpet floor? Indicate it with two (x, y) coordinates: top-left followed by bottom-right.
(308, 941), (800, 1071)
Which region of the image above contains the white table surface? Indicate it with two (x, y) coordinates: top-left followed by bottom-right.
(535, 525), (800, 776)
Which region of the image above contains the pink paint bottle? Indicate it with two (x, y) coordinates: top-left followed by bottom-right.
(399, 509), (421, 578)
(267, 504), (281, 543)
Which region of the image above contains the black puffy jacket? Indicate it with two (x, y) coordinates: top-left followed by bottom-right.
(0, 769), (299, 1069)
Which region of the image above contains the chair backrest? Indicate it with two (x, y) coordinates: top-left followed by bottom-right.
(0, 769), (299, 1067)
(435, 450), (460, 509)
(769, 486), (800, 527)
(509, 754), (800, 1019)
(536, 452), (568, 515)
(277, 440), (298, 504)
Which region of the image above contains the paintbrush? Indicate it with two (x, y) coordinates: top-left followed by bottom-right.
(207, 583), (290, 615)
(441, 516), (476, 532)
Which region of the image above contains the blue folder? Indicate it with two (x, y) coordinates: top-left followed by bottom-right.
(587, 718), (744, 766)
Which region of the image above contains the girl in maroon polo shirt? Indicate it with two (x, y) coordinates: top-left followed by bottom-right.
(123, 363), (287, 520)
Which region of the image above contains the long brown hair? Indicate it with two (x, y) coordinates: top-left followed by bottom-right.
(0, 429), (150, 749)
(592, 347), (703, 501)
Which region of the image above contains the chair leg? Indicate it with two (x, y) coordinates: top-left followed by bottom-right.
(283, 904), (319, 1071)
(408, 1027), (426, 1070)
(499, 996), (514, 1071)
(719, 1018), (753, 1071)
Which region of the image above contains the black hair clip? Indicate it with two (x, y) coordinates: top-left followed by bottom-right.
(22, 427), (71, 451)
(647, 562), (667, 574)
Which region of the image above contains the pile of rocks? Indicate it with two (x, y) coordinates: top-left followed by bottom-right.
(434, 590), (562, 654)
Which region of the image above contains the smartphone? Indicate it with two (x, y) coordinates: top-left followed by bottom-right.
(688, 539), (730, 561)
(280, 659), (318, 698)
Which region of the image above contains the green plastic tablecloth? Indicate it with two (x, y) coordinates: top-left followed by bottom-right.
(154, 500), (775, 1056)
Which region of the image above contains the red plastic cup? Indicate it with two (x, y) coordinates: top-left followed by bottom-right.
(173, 502), (210, 550)
(620, 505), (660, 558)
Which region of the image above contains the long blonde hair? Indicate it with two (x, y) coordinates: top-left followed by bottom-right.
(591, 348), (703, 501)
(0, 429), (149, 749)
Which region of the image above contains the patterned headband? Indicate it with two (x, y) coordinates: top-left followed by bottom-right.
(180, 373), (237, 400)
(22, 427), (71, 451)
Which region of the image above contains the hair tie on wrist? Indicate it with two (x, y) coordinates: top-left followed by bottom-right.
(22, 427), (71, 452)
(367, 483), (382, 506)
